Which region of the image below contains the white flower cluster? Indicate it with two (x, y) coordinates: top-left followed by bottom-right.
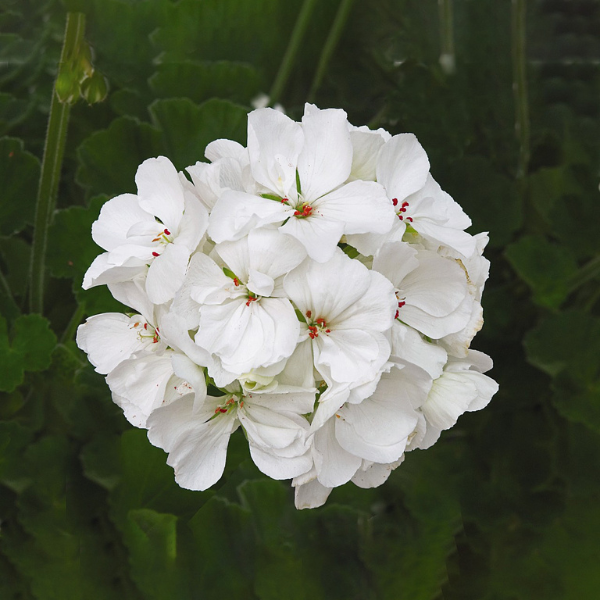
(77, 104), (498, 509)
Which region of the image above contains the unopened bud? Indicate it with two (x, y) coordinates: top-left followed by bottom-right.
(81, 71), (109, 104)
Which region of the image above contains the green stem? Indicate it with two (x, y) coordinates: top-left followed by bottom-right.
(29, 12), (86, 315)
(269, 0), (318, 105)
(0, 268), (20, 321)
(308, 0), (356, 103)
(60, 301), (86, 344)
(511, 0), (529, 181)
(438, 0), (455, 74)
(567, 255), (600, 295)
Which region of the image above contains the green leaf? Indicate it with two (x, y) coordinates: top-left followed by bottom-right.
(149, 98), (248, 170)
(0, 314), (57, 392)
(505, 235), (578, 309)
(149, 60), (261, 106)
(0, 137), (40, 235)
(47, 195), (106, 280)
(76, 116), (161, 197)
(126, 509), (188, 600)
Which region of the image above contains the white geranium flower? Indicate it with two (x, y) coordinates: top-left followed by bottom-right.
(83, 156), (209, 304)
(284, 249), (396, 386)
(420, 350), (498, 437)
(208, 105), (396, 262)
(373, 241), (473, 339)
(190, 228), (306, 376)
(147, 386), (315, 490)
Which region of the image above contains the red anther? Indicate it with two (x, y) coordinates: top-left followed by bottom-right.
(215, 407), (221, 414)
(397, 301), (405, 308)
(398, 215), (404, 220)
(233, 278), (240, 286)
(281, 197), (289, 203)
(219, 408), (228, 413)
(402, 201), (409, 207)
(315, 318), (327, 327)
(293, 210), (302, 216)
(152, 237), (161, 242)
(394, 310), (399, 319)
(226, 398), (234, 405)
(133, 322), (139, 328)
(144, 323), (148, 330)
(152, 251), (159, 257)
(164, 229), (171, 235)
(392, 198), (398, 206)
(240, 400), (244, 407)
(306, 310), (312, 318)
(406, 217), (413, 222)
(400, 207), (407, 212)
(325, 329), (331, 333)
(308, 325), (319, 339)
(246, 297), (257, 307)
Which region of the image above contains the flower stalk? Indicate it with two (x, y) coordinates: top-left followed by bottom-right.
(29, 12), (86, 314)
(308, 0), (356, 102)
(269, 0), (318, 105)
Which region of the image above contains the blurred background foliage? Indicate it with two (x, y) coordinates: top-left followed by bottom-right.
(0, 0), (599, 597)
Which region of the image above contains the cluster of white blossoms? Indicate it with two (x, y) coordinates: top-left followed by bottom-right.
(77, 104), (498, 509)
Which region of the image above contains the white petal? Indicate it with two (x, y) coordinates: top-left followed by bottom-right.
(279, 214), (344, 263)
(314, 180), (395, 235)
(135, 157), (185, 232)
(205, 139), (245, 162)
(174, 194), (209, 252)
(170, 352), (207, 412)
(82, 253), (145, 289)
(349, 129), (388, 181)
(377, 134), (430, 201)
(248, 108), (303, 197)
(313, 420), (361, 487)
(108, 276), (155, 322)
(76, 313), (147, 374)
(145, 243), (189, 304)
(294, 478), (332, 510)
(351, 457), (404, 489)
(147, 396), (238, 491)
(297, 106), (352, 201)
(91, 194), (154, 252)
(208, 190), (290, 243)
(390, 321), (447, 379)
(250, 444), (312, 480)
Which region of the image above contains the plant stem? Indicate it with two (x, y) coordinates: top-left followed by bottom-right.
(29, 12), (86, 315)
(567, 255), (600, 296)
(511, 0), (529, 181)
(438, 0), (455, 74)
(0, 269), (20, 321)
(60, 301), (86, 344)
(269, 0), (318, 105)
(308, 0), (356, 103)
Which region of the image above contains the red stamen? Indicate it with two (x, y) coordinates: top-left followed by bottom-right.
(394, 310), (399, 319)
(281, 197), (289, 203)
(152, 251), (159, 257)
(152, 237), (161, 242)
(233, 278), (239, 286)
(402, 201), (409, 207)
(240, 400), (244, 408)
(164, 229), (171, 235)
(315, 318), (327, 327)
(392, 198), (398, 206)
(246, 297), (257, 307)
(306, 310), (312, 318)
(398, 215), (403, 220)
(325, 329), (331, 333)
(144, 323), (148, 330)
(406, 217), (413, 222)
(400, 207), (407, 212)
(397, 301), (405, 308)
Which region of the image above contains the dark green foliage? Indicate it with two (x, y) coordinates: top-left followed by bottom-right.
(1, 0), (600, 598)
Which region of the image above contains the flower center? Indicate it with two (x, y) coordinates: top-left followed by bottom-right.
(394, 292), (406, 320)
(150, 228), (173, 257)
(305, 311), (331, 339)
(212, 394), (244, 416)
(293, 204), (313, 218)
(392, 198), (413, 223)
(130, 319), (160, 344)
